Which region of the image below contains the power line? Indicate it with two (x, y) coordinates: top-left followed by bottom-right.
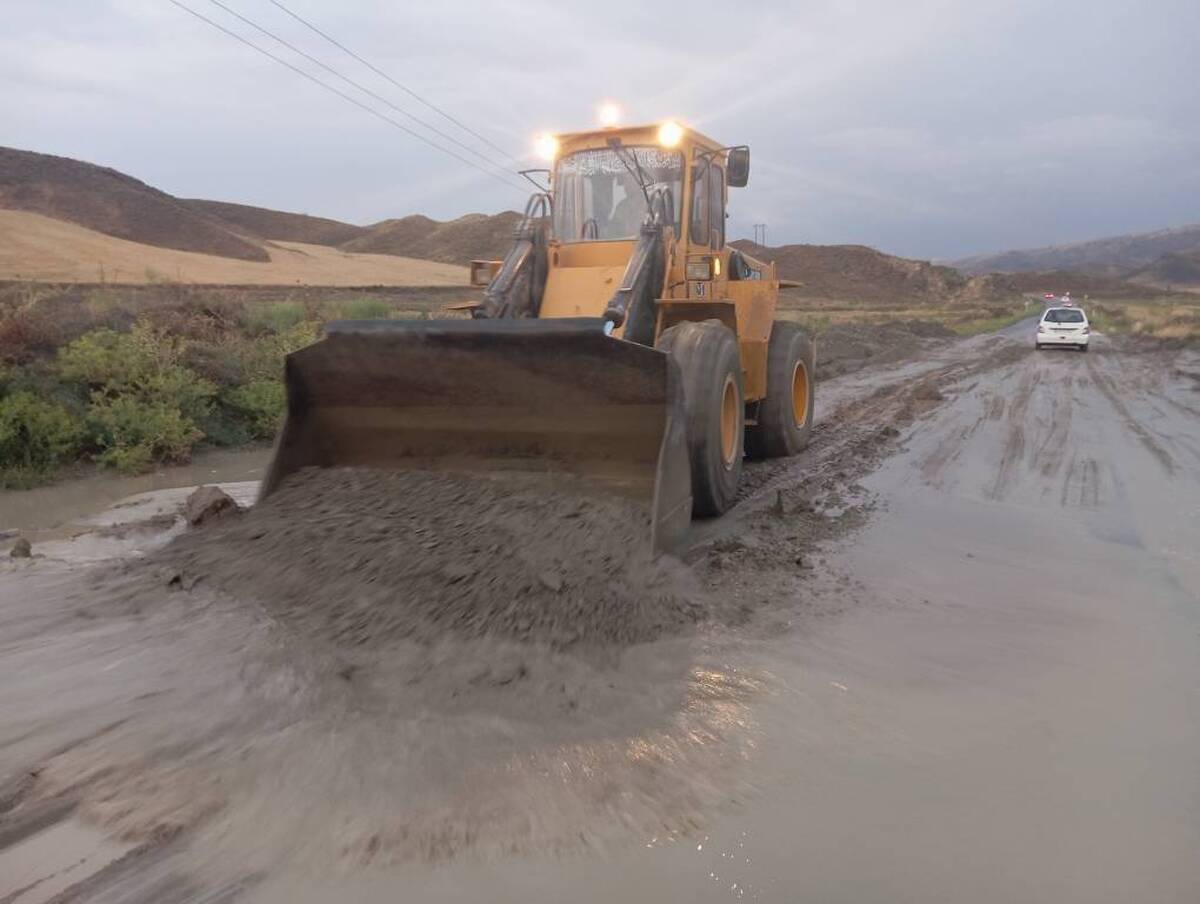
(165, 0), (528, 194)
(266, 0), (514, 162)
(203, 0), (516, 182)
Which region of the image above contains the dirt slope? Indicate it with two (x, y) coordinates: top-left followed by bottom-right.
(184, 198), (366, 246)
(954, 223), (1200, 277)
(0, 210), (468, 286)
(1126, 250), (1200, 291)
(0, 146), (268, 262)
(343, 211), (522, 264)
(734, 239), (971, 306)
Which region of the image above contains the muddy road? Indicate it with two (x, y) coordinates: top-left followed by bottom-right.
(2, 326), (1199, 902)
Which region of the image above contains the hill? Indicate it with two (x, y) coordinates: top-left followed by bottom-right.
(184, 199), (366, 246)
(1125, 250), (1200, 290)
(0, 146), (268, 262)
(343, 211), (522, 264)
(954, 224), (1200, 277)
(0, 210), (468, 286)
(733, 240), (972, 306)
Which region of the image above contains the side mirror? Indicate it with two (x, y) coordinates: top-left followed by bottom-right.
(727, 146), (750, 187)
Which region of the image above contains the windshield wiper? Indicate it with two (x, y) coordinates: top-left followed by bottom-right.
(608, 139), (652, 207)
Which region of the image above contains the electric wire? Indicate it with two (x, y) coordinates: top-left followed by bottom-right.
(266, 0), (515, 162)
(165, 0), (528, 193)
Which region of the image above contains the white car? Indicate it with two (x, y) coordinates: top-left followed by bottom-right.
(1036, 306), (1089, 352)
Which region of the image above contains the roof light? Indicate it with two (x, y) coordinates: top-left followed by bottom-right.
(534, 133), (559, 161)
(658, 120), (684, 148)
(598, 102), (621, 128)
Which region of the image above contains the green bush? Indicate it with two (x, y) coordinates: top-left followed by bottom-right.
(0, 390), (86, 484)
(243, 301), (308, 335)
(324, 297), (393, 321)
(226, 379), (287, 438)
(87, 395), (201, 471)
(57, 320), (216, 472)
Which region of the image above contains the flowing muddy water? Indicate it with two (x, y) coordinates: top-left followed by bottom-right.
(3, 331), (1199, 902)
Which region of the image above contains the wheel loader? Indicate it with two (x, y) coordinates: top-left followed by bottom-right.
(260, 120), (815, 551)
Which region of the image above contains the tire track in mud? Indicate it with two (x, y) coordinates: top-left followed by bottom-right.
(1086, 356), (1177, 476)
(689, 339), (1029, 571)
(987, 365), (1039, 501)
(1060, 456), (1102, 508)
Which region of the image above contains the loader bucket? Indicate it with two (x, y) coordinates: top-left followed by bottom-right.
(259, 318), (693, 552)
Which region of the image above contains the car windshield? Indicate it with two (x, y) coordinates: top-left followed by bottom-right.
(552, 147), (683, 242)
(1044, 308), (1085, 323)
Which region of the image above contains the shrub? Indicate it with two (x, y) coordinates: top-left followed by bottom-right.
(87, 395), (201, 471)
(0, 390), (86, 482)
(57, 320), (216, 472)
(221, 320), (319, 439)
(242, 301), (308, 335)
(226, 379), (287, 438)
(324, 297), (393, 321)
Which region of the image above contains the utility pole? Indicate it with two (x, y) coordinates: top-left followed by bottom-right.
(753, 223), (768, 247)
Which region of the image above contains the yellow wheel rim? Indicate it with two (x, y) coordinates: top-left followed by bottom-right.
(791, 360), (810, 428)
(720, 375), (738, 468)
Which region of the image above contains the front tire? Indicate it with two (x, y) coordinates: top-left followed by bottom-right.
(657, 320), (744, 517)
(745, 321), (815, 459)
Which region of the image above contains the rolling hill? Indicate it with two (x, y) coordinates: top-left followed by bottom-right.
(0, 146), (519, 284)
(183, 198), (366, 247)
(954, 224), (1200, 280)
(0, 146), (268, 262)
(343, 212), (522, 264)
(0, 210), (468, 286)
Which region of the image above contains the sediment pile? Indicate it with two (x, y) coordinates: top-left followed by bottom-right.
(139, 467), (708, 648)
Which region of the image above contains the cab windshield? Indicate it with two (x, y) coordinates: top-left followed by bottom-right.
(552, 147), (683, 242)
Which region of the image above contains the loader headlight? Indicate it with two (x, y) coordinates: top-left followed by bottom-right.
(534, 133), (559, 161)
(598, 102), (621, 128)
(658, 120), (684, 148)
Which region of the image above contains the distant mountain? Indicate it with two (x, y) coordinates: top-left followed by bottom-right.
(0, 146), (268, 262)
(954, 224), (1200, 278)
(1125, 250), (1200, 290)
(343, 212), (522, 265)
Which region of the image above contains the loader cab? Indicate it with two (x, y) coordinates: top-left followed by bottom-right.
(537, 122), (750, 321)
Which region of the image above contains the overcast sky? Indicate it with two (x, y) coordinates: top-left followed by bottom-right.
(3, 0), (1198, 259)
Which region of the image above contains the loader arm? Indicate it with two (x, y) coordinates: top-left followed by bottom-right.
(601, 188), (672, 346)
(475, 193), (550, 320)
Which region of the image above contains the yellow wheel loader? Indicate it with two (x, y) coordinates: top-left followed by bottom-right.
(261, 121), (815, 551)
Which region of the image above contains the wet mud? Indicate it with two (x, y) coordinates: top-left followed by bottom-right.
(3, 327), (1199, 902)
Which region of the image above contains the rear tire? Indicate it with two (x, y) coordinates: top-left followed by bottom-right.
(1035, 343), (1043, 350)
(745, 321), (815, 459)
(657, 320), (744, 517)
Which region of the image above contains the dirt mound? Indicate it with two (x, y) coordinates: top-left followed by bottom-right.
(343, 211), (522, 264)
(136, 467), (707, 648)
(0, 146), (268, 262)
(735, 240), (970, 306)
(184, 199), (366, 246)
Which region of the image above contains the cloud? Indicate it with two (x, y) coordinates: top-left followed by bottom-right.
(1, 0), (1197, 257)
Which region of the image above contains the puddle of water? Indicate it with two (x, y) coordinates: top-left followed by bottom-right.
(0, 447), (269, 538)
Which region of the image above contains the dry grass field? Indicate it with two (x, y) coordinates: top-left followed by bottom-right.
(0, 210), (469, 286)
